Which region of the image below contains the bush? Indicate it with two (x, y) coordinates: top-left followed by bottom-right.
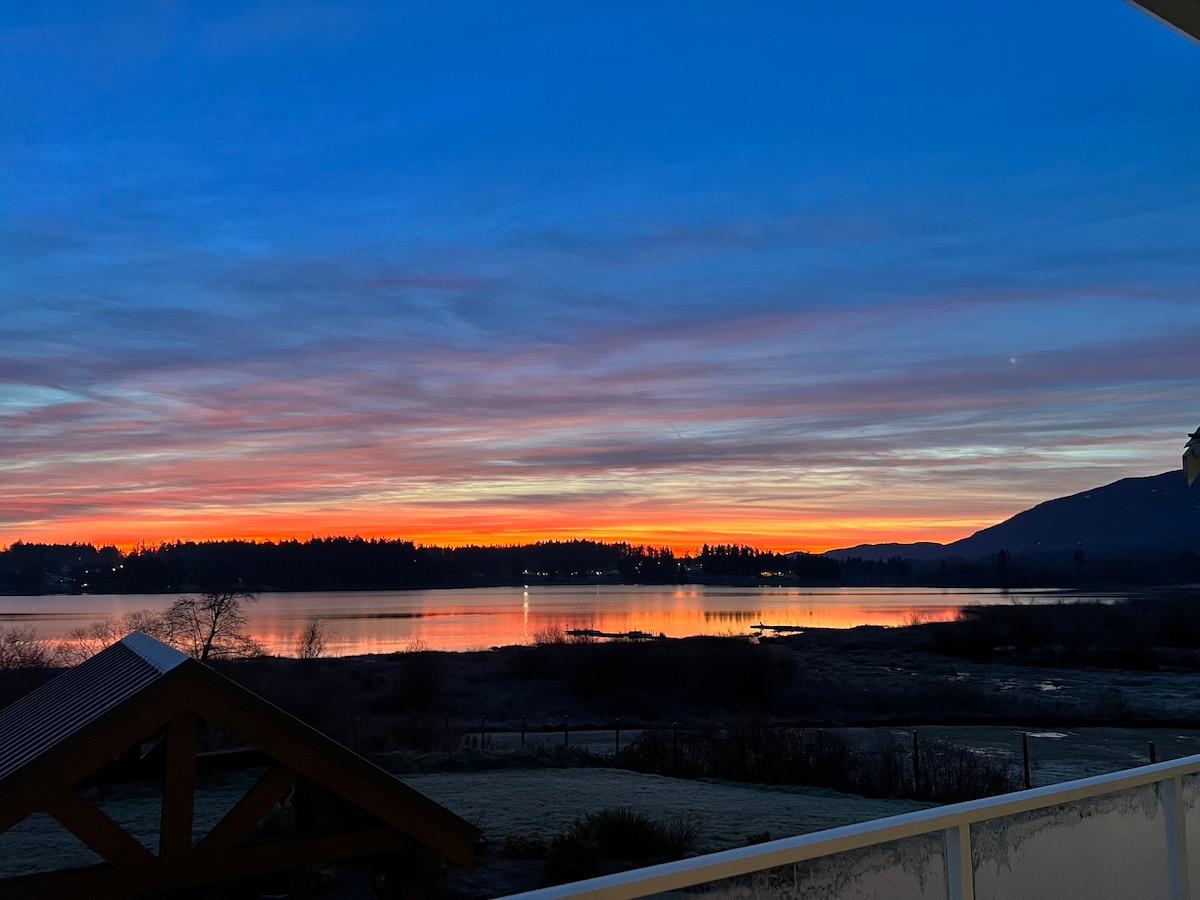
(542, 806), (701, 885)
(583, 807), (663, 861)
(657, 815), (702, 858)
(0, 625), (57, 669)
(543, 823), (602, 885)
(503, 832), (548, 860)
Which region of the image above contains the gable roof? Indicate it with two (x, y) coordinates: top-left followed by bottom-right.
(0, 632), (479, 897)
(0, 631), (188, 783)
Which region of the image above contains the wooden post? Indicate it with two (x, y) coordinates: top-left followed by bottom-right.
(1022, 732), (1031, 790)
(912, 730), (922, 797)
(160, 711), (198, 863)
(1150, 741), (1158, 764)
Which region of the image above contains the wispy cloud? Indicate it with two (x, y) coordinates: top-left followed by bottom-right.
(3, 0), (1198, 551)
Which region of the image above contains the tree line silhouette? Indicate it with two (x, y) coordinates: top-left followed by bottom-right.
(0, 538), (835, 595)
(2, 538), (1197, 595)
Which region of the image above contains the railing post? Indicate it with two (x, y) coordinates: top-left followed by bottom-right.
(1162, 775), (1191, 900)
(944, 823), (974, 900)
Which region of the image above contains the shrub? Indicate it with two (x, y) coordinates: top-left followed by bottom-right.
(583, 807), (662, 861)
(657, 815), (702, 858)
(503, 833), (549, 860)
(0, 625), (56, 669)
(542, 806), (702, 884)
(543, 823), (601, 885)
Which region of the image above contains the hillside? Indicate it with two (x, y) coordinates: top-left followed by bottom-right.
(827, 470), (1200, 562)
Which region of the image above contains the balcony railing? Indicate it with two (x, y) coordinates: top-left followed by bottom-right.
(501, 753), (1200, 900)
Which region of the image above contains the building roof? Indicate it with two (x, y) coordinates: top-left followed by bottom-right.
(0, 631), (187, 782)
(0, 632), (479, 898)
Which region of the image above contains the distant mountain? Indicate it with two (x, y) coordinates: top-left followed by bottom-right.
(819, 542), (950, 562)
(825, 471), (1200, 562)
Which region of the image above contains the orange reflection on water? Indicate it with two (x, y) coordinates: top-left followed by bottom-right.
(3, 586), (1038, 657)
(244, 586), (979, 655)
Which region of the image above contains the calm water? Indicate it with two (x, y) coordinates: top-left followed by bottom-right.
(0, 585), (1082, 656)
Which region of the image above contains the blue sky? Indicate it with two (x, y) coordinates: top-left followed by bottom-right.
(2, 1), (1198, 551)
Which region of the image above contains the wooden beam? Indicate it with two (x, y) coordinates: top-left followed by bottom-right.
(1, 674), (190, 819)
(83, 747), (274, 787)
(187, 678), (478, 865)
(46, 790), (155, 870)
(159, 711), (198, 863)
(0, 828), (414, 899)
(192, 764), (295, 862)
(0, 804), (32, 840)
(219, 827), (410, 878)
(0, 865), (117, 900)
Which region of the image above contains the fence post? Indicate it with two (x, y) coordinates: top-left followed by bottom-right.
(912, 731), (922, 797)
(1022, 733), (1031, 790)
(1150, 741), (1158, 764)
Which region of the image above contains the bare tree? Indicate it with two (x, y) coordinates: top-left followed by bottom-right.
(0, 625), (57, 669)
(164, 590), (261, 662)
(58, 609), (172, 665)
(293, 615), (332, 660)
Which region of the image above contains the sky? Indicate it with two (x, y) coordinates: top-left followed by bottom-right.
(2, 2), (1199, 555)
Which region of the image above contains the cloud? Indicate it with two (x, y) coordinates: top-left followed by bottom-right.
(4, 1), (1198, 551)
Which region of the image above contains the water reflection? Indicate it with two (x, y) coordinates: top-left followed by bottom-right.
(0, 585), (1077, 657)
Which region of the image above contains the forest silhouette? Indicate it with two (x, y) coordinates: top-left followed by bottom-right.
(2, 536), (1196, 595)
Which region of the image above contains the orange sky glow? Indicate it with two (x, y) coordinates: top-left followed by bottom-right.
(0, 502), (1060, 556)
(2, 3), (1194, 559)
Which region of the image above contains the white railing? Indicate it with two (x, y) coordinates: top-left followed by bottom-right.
(500, 754), (1200, 900)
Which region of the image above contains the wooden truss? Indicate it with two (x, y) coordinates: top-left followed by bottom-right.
(0, 648), (477, 899)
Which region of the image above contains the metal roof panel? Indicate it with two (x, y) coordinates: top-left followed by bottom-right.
(0, 632), (184, 782)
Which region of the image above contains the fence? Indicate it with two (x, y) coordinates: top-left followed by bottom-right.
(452, 718), (1170, 802)
(497, 752), (1200, 900)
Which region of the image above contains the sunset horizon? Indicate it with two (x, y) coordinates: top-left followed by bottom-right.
(4, 3), (1196, 562)
(0, 462), (1168, 557)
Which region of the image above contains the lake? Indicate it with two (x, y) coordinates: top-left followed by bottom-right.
(0, 585), (1092, 656)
